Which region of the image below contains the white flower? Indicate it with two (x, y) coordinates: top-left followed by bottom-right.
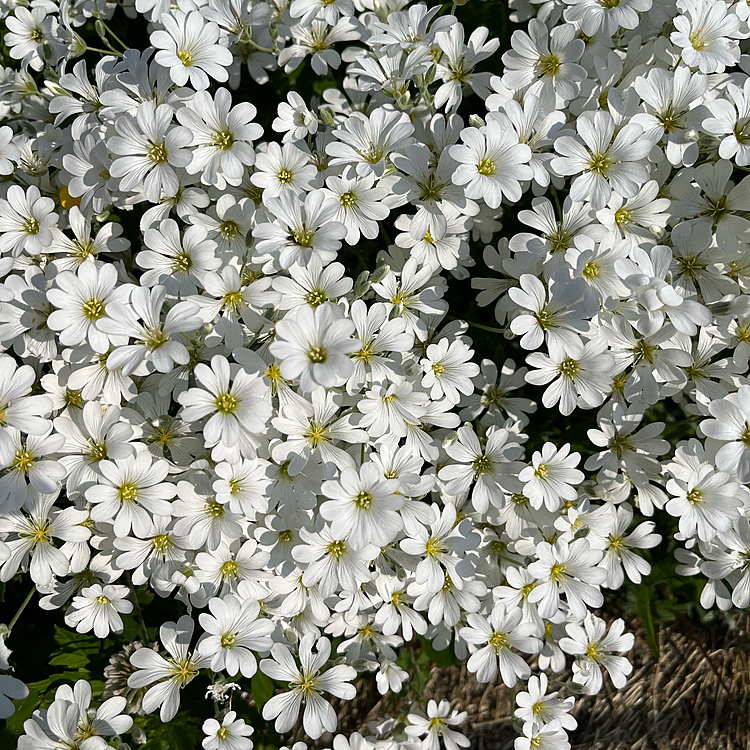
(632, 66), (707, 168)
(514, 673), (577, 730)
(5, 6), (57, 71)
(374, 575), (427, 640)
(460, 604), (541, 685)
(450, 120), (533, 208)
(400, 502), (480, 593)
(251, 142), (318, 202)
(525, 338), (615, 416)
(85, 452), (176, 537)
(0, 185), (58, 256)
(551, 111), (656, 210)
(327, 109), (414, 179)
(260, 634), (357, 739)
(138, 218), (220, 296)
(0, 356), (53, 440)
(320, 167), (391, 245)
(152, 10), (233, 89)
(0, 490), (90, 586)
(47, 262), (128, 352)
(702, 78), (750, 166)
(272, 92), (319, 143)
(699, 387), (750, 480)
(670, 0), (741, 74)
(278, 18), (360, 75)
(65, 583), (133, 638)
(128, 614), (211, 721)
(178, 354), (272, 450)
(501, 20), (585, 108)
(559, 614), (634, 694)
(666, 465), (740, 542)
(563, 0), (651, 36)
(514, 721), (570, 750)
(320, 462), (404, 548)
(0, 127), (20, 176)
(197, 595), (275, 677)
(0, 428), (65, 510)
(406, 699), (469, 750)
(270, 303), (357, 392)
(293, 526), (378, 597)
(527, 538), (607, 619)
(252, 190), (346, 269)
(433, 24), (499, 112)
(518, 442), (583, 512)
(421, 338), (480, 404)
(439, 424), (522, 512)
(108, 102), (193, 203)
(202, 711), (254, 750)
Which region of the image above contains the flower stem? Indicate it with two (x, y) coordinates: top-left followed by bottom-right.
(127, 575), (150, 642)
(8, 586), (36, 634)
(85, 45), (124, 58)
(447, 315), (506, 335)
(95, 14), (129, 51)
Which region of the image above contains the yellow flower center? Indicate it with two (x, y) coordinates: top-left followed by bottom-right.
(277, 168), (294, 184)
(211, 130), (235, 150)
(22, 217), (40, 235)
(339, 191), (357, 208)
(148, 143), (169, 164)
(472, 454), (493, 476)
(13, 448), (35, 473)
(535, 464), (550, 481)
(82, 298), (105, 321)
(588, 153), (611, 175)
(538, 53), (561, 76)
(215, 392), (239, 414)
(488, 630), (509, 651)
(307, 345), (327, 364)
(353, 490), (373, 509)
(477, 158), (496, 176)
(327, 540), (347, 558)
(173, 252), (193, 273)
(689, 29), (708, 51)
(558, 357), (580, 378)
(550, 563), (568, 582)
(220, 560), (240, 579)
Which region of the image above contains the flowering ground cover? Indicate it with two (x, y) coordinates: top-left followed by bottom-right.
(0, 0), (749, 748)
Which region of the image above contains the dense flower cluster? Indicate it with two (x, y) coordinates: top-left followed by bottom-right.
(1, 0), (749, 746)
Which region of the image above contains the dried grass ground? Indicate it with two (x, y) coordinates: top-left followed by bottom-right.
(332, 615), (750, 750)
(423, 616), (750, 750)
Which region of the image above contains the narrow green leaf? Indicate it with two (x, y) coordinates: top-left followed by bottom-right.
(636, 585), (660, 660)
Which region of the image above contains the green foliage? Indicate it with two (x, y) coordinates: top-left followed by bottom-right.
(136, 712), (205, 750)
(636, 585), (660, 660)
(251, 670), (275, 710)
(418, 635), (463, 668)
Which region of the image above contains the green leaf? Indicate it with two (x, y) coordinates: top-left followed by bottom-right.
(636, 584), (660, 660)
(49, 626), (99, 670)
(252, 670), (275, 710)
(418, 635), (462, 668)
(27, 670), (92, 700)
(140, 712), (203, 750)
(4, 688), (40, 735)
